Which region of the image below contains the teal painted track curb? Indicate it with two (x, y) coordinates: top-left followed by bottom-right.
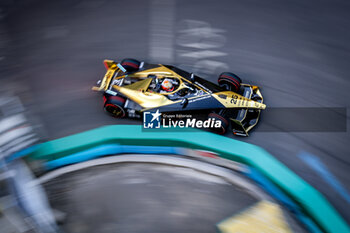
(28, 125), (350, 233)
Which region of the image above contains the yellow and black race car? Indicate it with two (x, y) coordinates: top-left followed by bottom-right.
(92, 58), (266, 136)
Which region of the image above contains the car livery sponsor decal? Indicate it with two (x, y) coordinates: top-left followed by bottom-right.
(194, 82), (212, 93)
(188, 95), (211, 103)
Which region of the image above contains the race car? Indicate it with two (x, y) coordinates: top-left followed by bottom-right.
(92, 58), (266, 136)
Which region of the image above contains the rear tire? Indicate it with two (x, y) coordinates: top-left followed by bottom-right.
(218, 72), (242, 92)
(104, 96), (126, 118)
(208, 112), (229, 135)
(120, 58), (140, 72)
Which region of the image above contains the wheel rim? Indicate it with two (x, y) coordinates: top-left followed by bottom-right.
(209, 125), (226, 135)
(208, 115), (227, 135)
(105, 104), (125, 118)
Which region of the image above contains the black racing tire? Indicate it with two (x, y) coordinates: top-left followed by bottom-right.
(104, 96), (126, 118)
(218, 72), (242, 92)
(120, 58), (141, 72)
(208, 112), (229, 135)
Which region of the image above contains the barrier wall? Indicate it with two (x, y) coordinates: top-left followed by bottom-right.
(28, 125), (350, 233)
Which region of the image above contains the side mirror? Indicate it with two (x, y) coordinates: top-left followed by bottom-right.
(181, 98), (188, 108)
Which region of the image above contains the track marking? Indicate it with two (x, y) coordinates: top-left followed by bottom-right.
(217, 201), (293, 233)
(176, 19), (228, 76)
(179, 50), (227, 59)
(149, 0), (175, 63)
(298, 151), (350, 205)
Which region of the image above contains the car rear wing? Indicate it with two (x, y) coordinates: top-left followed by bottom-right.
(230, 84), (264, 136)
(231, 108), (264, 136)
(231, 119), (249, 136)
(92, 60), (126, 92)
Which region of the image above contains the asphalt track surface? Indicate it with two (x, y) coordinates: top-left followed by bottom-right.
(40, 157), (304, 233)
(1, 0), (350, 227)
(44, 162), (258, 233)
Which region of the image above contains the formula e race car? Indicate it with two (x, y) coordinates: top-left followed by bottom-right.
(92, 58), (266, 136)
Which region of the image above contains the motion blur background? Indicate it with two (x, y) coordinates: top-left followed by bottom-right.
(0, 0), (349, 228)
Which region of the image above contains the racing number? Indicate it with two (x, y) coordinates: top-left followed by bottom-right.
(230, 95), (238, 104)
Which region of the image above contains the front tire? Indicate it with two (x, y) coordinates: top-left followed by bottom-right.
(104, 96), (126, 118)
(218, 72), (242, 92)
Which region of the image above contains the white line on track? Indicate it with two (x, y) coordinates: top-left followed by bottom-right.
(149, 0), (175, 63)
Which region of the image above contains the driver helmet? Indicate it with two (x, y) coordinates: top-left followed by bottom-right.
(161, 79), (174, 92)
